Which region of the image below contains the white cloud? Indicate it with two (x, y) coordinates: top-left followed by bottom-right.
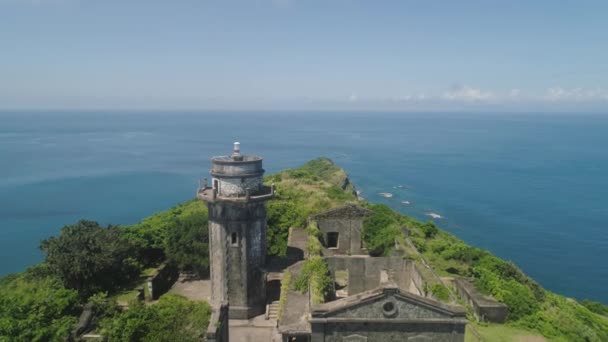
(442, 85), (495, 102)
(508, 89), (521, 98)
(348, 93), (358, 102)
(544, 86), (608, 102)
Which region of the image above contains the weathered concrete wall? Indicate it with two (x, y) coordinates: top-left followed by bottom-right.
(210, 156), (264, 197)
(310, 321), (465, 342)
(325, 256), (415, 296)
(206, 303), (229, 342)
(146, 263), (179, 301)
(69, 302), (94, 340)
(211, 157), (263, 177)
(208, 200), (268, 319)
(409, 263), (425, 297)
(318, 217), (364, 255)
(453, 278), (508, 323)
(314, 204), (371, 256)
(309, 287), (467, 342)
(214, 176), (263, 197)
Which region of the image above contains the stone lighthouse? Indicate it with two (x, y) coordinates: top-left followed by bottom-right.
(198, 142), (274, 319)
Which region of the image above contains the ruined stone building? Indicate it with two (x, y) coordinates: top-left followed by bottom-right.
(199, 144), (468, 342)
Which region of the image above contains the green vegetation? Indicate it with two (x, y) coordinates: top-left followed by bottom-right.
(581, 300), (608, 317)
(465, 323), (548, 342)
(165, 213), (209, 277)
(362, 203), (401, 255)
(99, 294), (211, 342)
(277, 271), (291, 321)
(430, 283), (450, 302)
(513, 293), (608, 341)
(120, 199), (210, 276)
(40, 220), (141, 298)
(293, 256), (333, 305)
(293, 220), (333, 304)
(0, 264), (79, 342)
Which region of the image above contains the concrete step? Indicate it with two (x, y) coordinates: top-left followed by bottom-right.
(267, 301), (281, 319)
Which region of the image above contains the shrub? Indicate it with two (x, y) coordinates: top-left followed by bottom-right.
(421, 221), (439, 239)
(581, 300), (608, 317)
(0, 264), (79, 341)
(293, 256), (333, 304)
(411, 237), (427, 253)
(326, 185), (352, 201)
(100, 294), (212, 342)
(266, 187), (309, 256)
(430, 283), (450, 302)
(165, 214), (209, 277)
(277, 271), (291, 321)
(363, 204), (401, 255)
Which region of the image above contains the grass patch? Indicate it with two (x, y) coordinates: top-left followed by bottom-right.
(466, 323), (548, 342)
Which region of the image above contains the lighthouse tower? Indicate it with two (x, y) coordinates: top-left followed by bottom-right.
(198, 142), (274, 319)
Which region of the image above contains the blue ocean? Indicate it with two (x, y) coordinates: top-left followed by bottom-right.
(1, 111), (606, 303)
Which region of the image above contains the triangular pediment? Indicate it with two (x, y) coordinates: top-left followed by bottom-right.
(312, 287), (464, 320)
(313, 203), (372, 220)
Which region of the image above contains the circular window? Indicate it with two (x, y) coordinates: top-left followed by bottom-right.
(382, 301), (398, 317)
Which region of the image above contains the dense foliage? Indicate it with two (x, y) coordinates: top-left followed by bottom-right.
(165, 213), (209, 277)
(40, 220), (141, 297)
(0, 264), (79, 342)
(119, 199), (210, 277)
(292, 221), (333, 304)
(99, 294), (211, 342)
(581, 300), (608, 317)
(293, 256), (333, 305)
(362, 204), (401, 255)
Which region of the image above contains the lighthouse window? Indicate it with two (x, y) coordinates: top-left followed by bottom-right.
(327, 232), (339, 249)
(231, 232), (238, 246)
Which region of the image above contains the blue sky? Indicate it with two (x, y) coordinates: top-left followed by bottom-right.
(1, 0), (607, 111)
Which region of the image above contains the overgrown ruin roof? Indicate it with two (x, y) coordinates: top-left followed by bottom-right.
(311, 203), (372, 220)
(277, 261), (311, 335)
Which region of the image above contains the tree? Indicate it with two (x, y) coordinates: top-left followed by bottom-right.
(421, 221), (439, 239)
(165, 214), (209, 277)
(120, 222), (168, 266)
(40, 220), (140, 297)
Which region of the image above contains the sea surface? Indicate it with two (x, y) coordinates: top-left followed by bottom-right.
(1, 111), (607, 303)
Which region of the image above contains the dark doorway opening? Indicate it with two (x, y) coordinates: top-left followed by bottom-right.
(231, 232), (238, 246)
(327, 232), (339, 248)
(267, 279), (281, 303)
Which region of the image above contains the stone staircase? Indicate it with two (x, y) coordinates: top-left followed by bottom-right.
(267, 300), (280, 320)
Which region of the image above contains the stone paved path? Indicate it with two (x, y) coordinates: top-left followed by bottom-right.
(167, 273), (211, 302)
